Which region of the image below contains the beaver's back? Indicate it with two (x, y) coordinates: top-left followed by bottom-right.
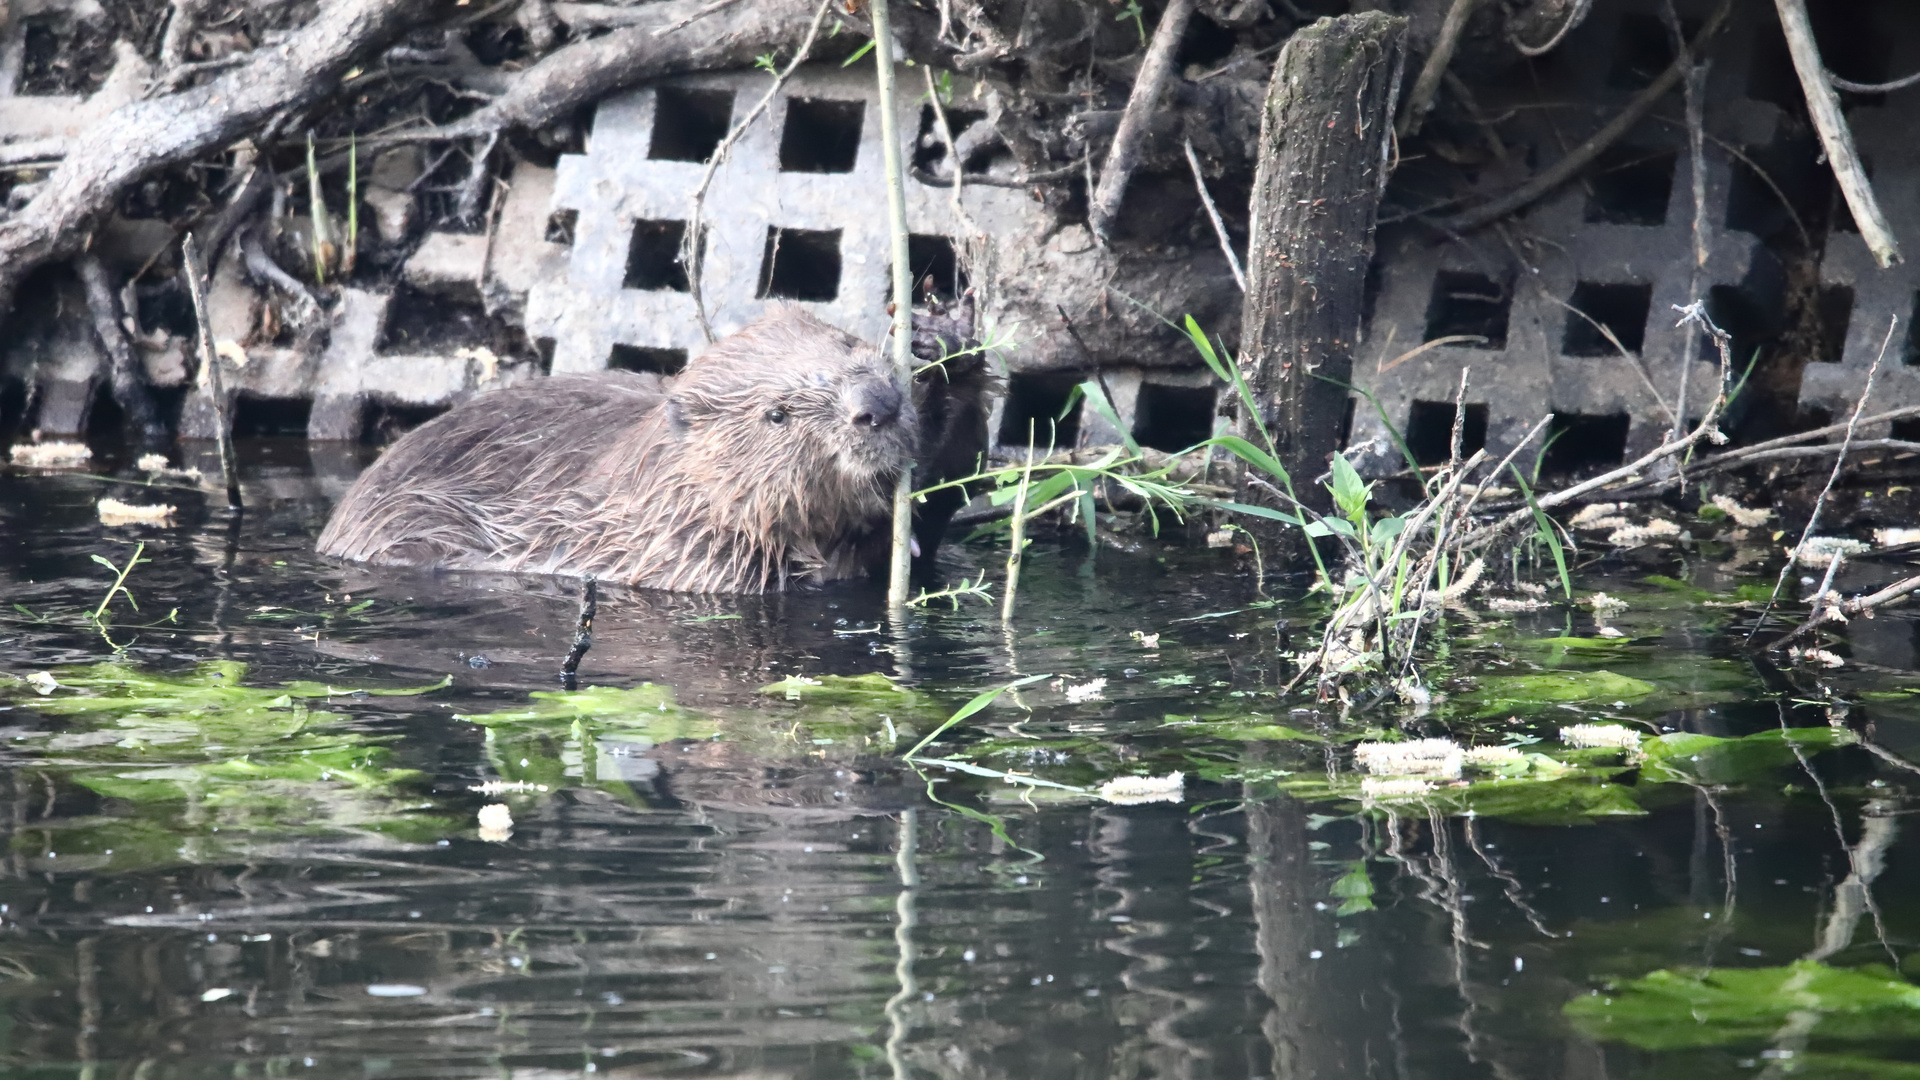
(316, 370), (670, 570)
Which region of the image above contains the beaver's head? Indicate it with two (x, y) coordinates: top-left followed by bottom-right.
(663, 308), (917, 510)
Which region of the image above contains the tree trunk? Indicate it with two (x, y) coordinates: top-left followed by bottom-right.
(1238, 13), (1407, 550)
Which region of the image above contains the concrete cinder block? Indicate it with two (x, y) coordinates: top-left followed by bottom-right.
(1349, 0), (1783, 476)
(1805, 15), (1920, 432)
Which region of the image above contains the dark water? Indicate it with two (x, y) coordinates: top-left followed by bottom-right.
(4, 443), (1920, 1079)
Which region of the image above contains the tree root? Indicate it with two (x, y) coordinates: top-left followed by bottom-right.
(0, 0), (448, 312)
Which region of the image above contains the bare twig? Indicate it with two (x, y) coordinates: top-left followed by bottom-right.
(874, 0), (916, 611)
(684, 0), (833, 342)
(181, 234), (243, 512)
(1828, 69), (1920, 94)
(1435, 0), (1730, 234)
(1086, 0), (1195, 245)
(1750, 314), (1897, 644)
(1510, 0), (1591, 57)
(1773, 0), (1901, 268)
(1183, 137), (1246, 292)
(1397, 0), (1480, 138)
(1662, 0), (1708, 446)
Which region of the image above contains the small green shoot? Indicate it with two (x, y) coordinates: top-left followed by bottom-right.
(902, 674), (1051, 759)
(1510, 466), (1571, 598)
(911, 575), (993, 609)
(1115, 0), (1146, 44)
(89, 542), (147, 621)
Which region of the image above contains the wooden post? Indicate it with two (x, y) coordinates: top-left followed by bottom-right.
(1239, 13), (1407, 543)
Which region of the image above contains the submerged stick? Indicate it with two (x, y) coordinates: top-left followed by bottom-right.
(871, 0), (916, 611)
(1773, 0), (1901, 268)
(560, 576), (597, 687)
(180, 233), (243, 512)
(76, 255), (166, 451)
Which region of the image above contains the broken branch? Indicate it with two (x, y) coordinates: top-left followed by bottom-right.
(1086, 0), (1195, 245)
(1773, 0), (1901, 268)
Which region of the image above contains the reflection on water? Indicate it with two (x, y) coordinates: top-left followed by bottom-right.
(2, 445), (1920, 1078)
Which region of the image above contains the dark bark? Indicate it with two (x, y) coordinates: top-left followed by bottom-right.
(1238, 13), (1407, 541)
(0, 0), (451, 314)
(76, 256), (168, 452)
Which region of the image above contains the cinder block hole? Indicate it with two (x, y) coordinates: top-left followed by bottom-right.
(544, 209), (578, 245)
(1176, 12), (1238, 67)
(232, 395), (314, 439)
(623, 218), (694, 292)
(1541, 413), (1630, 478)
(608, 344), (688, 375)
(1561, 282), (1653, 356)
(649, 87), (735, 162)
(778, 98), (865, 173)
(1813, 285), (1853, 364)
(0, 379), (26, 443)
(534, 337), (556, 376)
(1338, 397), (1356, 450)
(135, 281), (197, 339)
(1131, 382), (1218, 453)
(1905, 293), (1920, 366)
(1723, 137), (1826, 238)
(85, 384), (125, 447)
(757, 227), (842, 302)
(1584, 146), (1675, 226)
(997, 373), (1083, 449)
(1699, 284), (1768, 367)
(1746, 22), (1801, 110)
(1405, 401), (1488, 467)
(359, 401), (448, 447)
(1607, 13), (1693, 90)
(912, 107), (1010, 177)
(19, 18), (70, 95)
(1891, 418), (1920, 443)
(120, 171), (209, 221)
(1423, 270), (1510, 349)
(896, 234), (968, 304)
(380, 285), (496, 352)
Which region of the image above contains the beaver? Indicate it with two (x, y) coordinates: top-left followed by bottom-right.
(317, 306), (992, 592)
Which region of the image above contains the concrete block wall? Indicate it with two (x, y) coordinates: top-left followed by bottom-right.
(1805, 12), (1920, 434)
(1349, 0), (1787, 477)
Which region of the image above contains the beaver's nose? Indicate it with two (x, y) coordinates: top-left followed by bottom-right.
(850, 382), (904, 430)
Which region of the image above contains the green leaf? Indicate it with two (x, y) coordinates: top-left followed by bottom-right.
(1371, 514), (1407, 544)
(1328, 452), (1370, 521)
(841, 38), (875, 66)
(902, 674), (1052, 759)
(1205, 434), (1292, 486)
(1511, 466), (1571, 598)
(1198, 499), (1303, 525)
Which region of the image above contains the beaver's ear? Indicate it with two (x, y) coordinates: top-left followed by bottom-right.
(666, 391), (715, 433)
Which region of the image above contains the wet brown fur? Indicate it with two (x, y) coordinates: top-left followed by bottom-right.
(317, 308), (921, 592)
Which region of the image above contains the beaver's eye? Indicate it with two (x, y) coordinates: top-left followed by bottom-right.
(765, 408), (788, 425)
